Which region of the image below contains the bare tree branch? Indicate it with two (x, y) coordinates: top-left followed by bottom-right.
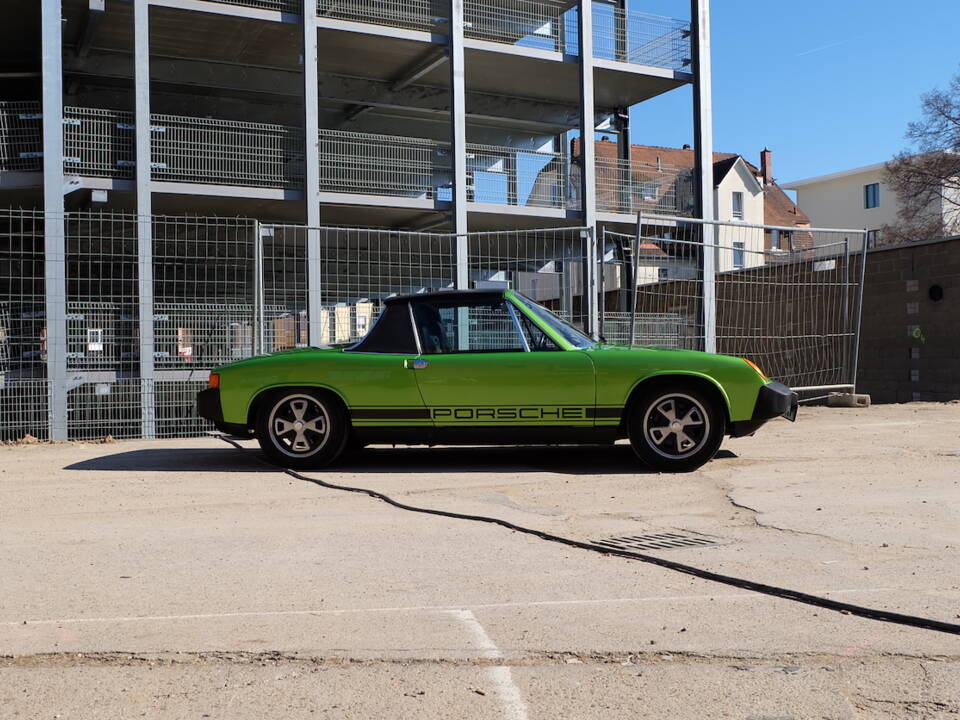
(884, 66), (960, 242)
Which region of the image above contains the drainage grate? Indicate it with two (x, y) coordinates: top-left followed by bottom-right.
(591, 532), (720, 552)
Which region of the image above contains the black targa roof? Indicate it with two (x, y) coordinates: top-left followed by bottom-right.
(349, 289), (511, 354)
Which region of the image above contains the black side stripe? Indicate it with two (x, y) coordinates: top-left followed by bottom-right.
(351, 407), (622, 420)
(351, 408), (431, 420)
(588, 407), (623, 419)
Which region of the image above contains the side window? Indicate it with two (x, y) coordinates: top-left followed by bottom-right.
(516, 311), (560, 351)
(412, 300), (525, 354)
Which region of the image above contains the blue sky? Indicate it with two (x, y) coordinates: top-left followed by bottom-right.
(629, 0), (960, 184)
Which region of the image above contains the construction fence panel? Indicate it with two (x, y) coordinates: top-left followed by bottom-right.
(260, 225), (457, 349)
(467, 226), (593, 330)
(601, 217), (868, 396)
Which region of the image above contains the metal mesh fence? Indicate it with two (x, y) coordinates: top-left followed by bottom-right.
(0, 210), (48, 441)
(602, 217), (867, 393)
(262, 225), (457, 348)
(0, 102), (44, 173)
(468, 227), (590, 327)
(1, 207), (866, 441)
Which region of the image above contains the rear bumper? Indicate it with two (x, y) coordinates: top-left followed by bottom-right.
(196, 387), (223, 423)
(196, 388), (251, 436)
(729, 381), (799, 438)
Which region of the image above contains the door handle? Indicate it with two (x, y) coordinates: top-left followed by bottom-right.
(405, 358), (429, 370)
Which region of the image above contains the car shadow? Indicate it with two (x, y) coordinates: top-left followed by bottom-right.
(65, 444), (738, 476)
(64, 447), (268, 473)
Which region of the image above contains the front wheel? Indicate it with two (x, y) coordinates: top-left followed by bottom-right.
(255, 389), (348, 469)
(628, 383), (724, 473)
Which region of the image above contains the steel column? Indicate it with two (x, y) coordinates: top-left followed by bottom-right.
(134, 0), (155, 438)
(691, 0), (716, 353)
(448, 0), (468, 288)
(615, 107), (630, 214)
(303, 1), (323, 344)
(42, 0), (67, 441)
(578, 0), (598, 337)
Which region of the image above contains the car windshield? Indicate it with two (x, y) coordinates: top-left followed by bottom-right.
(510, 293), (595, 349)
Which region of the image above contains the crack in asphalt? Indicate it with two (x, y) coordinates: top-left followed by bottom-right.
(3, 651), (959, 669)
(722, 491), (859, 547)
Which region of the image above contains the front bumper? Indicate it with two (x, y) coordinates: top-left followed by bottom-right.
(729, 381), (799, 438)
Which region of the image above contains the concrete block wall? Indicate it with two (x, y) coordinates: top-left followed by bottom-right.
(857, 236), (960, 403)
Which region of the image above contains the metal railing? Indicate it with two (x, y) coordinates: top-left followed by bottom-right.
(206, 0), (301, 11)
(317, 129), (569, 209)
(1, 103), (305, 188)
(3, 105), (573, 209)
(594, 156), (694, 216)
(316, 0), (690, 70)
(595, 5), (691, 69)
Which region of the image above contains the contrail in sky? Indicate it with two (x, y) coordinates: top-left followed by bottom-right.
(795, 36), (863, 57)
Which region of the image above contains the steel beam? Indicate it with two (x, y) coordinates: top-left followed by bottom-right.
(392, 47), (448, 91)
(76, 0), (105, 59)
(691, 0), (715, 353)
(578, 0), (598, 337)
(448, 0), (468, 288)
(134, 0), (155, 437)
(64, 54), (603, 129)
(303, 0), (323, 346)
(42, 0), (68, 442)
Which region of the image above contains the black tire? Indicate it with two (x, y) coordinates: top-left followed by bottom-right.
(254, 389), (348, 469)
(627, 381), (725, 473)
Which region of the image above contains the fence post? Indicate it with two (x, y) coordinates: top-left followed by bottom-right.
(850, 230), (869, 393)
(629, 212), (642, 345)
(252, 221), (263, 357)
(582, 228), (599, 339)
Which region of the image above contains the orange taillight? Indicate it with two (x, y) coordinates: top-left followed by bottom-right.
(208, 373), (220, 389)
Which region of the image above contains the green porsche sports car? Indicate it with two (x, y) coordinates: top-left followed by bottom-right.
(197, 289), (797, 472)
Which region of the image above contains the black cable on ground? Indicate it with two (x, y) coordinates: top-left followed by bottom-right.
(221, 437), (960, 636)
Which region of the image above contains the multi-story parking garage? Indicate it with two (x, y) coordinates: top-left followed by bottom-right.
(0, 0), (716, 441)
(3, 0), (711, 227)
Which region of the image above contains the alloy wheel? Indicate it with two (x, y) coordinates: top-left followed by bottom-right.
(642, 393), (711, 460)
(268, 394), (330, 457)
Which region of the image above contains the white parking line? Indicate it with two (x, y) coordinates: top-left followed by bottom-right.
(0, 588), (900, 628)
(450, 609), (529, 720)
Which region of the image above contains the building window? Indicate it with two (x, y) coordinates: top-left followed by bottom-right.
(732, 191), (744, 220)
(733, 242), (745, 269)
(636, 181), (659, 202)
(864, 183), (880, 209)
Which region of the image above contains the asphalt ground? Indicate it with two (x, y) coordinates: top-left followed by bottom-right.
(1, 402), (959, 718)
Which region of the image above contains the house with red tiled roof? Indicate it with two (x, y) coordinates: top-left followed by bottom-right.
(560, 140), (812, 268)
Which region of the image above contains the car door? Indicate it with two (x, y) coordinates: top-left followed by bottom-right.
(408, 295), (596, 428)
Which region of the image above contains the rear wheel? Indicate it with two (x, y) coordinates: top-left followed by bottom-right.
(628, 382), (724, 473)
(255, 390), (348, 469)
